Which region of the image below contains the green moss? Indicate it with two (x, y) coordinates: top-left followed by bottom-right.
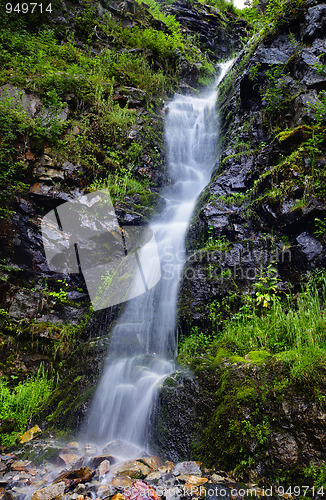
(213, 347), (231, 363)
(277, 125), (310, 144)
(229, 355), (249, 363)
(247, 350), (271, 364)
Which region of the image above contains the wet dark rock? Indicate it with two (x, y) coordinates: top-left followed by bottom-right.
(35, 334), (111, 432)
(278, 196), (325, 233)
(292, 91), (324, 124)
(29, 182), (71, 203)
(150, 372), (200, 462)
(7, 291), (42, 321)
(115, 202), (149, 226)
(0, 420), (17, 435)
(178, 59), (200, 88)
(53, 466), (94, 490)
(302, 4), (326, 41)
(296, 231), (323, 262)
(254, 47), (291, 65)
(113, 87), (147, 109)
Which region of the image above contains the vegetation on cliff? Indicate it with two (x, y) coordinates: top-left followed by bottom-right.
(176, 0), (326, 486)
(0, 0), (243, 448)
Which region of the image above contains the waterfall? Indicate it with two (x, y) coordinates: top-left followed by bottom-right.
(84, 61), (233, 455)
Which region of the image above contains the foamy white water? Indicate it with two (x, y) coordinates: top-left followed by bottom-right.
(84, 61), (233, 455)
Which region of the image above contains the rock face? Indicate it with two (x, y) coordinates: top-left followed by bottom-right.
(152, 359), (326, 482)
(0, 0), (179, 433)
(165, 1), (247, 61)
(178, 0), (326, 331)
(153, 0), (326, 484)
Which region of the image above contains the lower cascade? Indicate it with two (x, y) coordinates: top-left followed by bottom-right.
(84, 61), (233, 454)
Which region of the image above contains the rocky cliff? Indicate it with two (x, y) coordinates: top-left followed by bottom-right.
(152, 0), (326, 486)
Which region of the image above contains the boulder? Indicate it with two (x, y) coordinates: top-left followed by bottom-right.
(296, 231), (323, 262)
(113, 461), (151, 479)
(88, 454), (116, 468)
(172, 461), (202, 476)
(102, 440), (144, 458)
(98, 459), (111, 476)
(53, 466), (94, 490)
(270, 432), (299, 465)
(110, 475), (133, 489)
(31, 481), (65, 500)
(184, 475), (208, 489)
(57, 453), (80, 466)
(139, 456), (162, 470)
(97, 484), (117, 497)
(302, 4), (326, 41)
(145, 471), (162, 484)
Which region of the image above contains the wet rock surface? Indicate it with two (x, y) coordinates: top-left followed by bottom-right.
(0, 439), (290, 499)
(178, 0), (326, 329)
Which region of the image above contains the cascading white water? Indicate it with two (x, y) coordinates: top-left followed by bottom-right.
(84, 61), (233, 454)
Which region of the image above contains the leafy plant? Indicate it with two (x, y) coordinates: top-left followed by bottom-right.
(205, 228), (231, 252)
(304, 463), (326, 489)
(260, 65), (290, 118)
(254, 264), (280, 308)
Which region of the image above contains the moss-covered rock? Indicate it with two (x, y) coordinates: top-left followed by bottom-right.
(153, 356), (326, 484)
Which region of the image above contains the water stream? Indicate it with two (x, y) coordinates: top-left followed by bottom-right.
(84, 61), (233, 455)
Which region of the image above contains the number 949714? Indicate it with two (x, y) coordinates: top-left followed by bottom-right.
(5, 3), (52, 13)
